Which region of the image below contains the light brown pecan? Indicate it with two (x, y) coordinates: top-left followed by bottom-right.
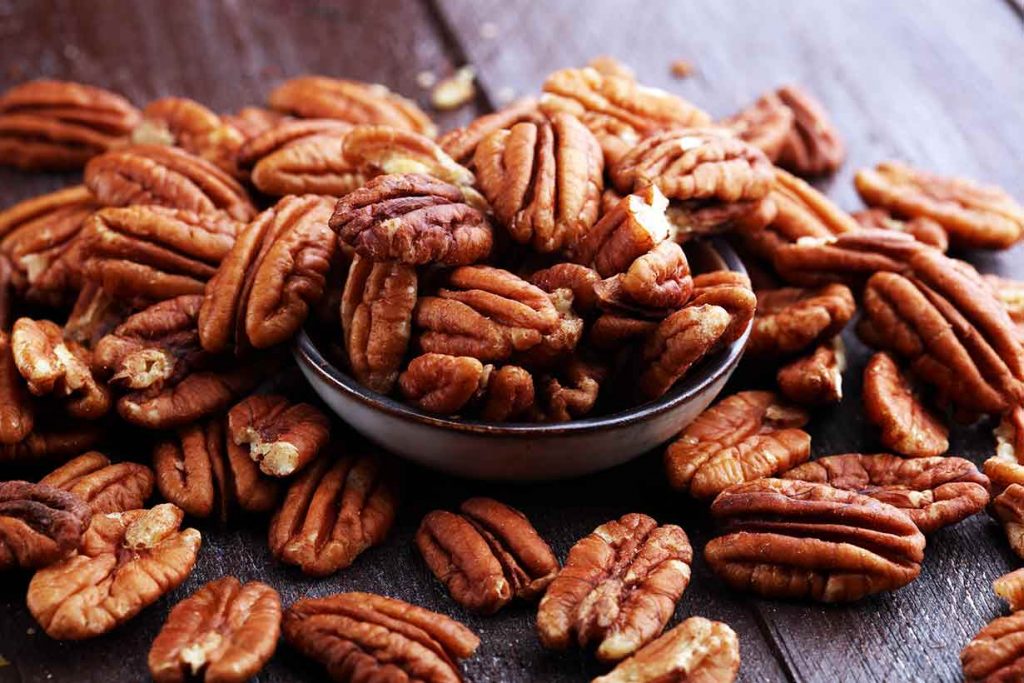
(747, 283), (855, 358)
(11, 318), (111, 419)
(537, 513), (693, 662)
(438, 97), (540, 165)
(148, 577), (281, 683)
(474, 111), (603, 254)
(777, 339), (846, 405)
(0, 480), (91, 571)
(540, 67), (711, 165)
(863, 351), (948, 457)
(687, 271), (757, 344)
(64, 282), (146, 348)
(586, 56), (636, 80)
(399, 353), (486, 414)
(594, 241), (692, 314)
(593, 616), (740, 683)
(0, 331), (34, 444)
(330, 173), (493, 266)
(961, 602), (1024, 681)
(416, 497), (559, 614)
(40, 452), (154, 515)
(721, 90), (794, 162)
(782, 453), (989, 534)
(153, 417), (279, 520)
(772, 229), (924, 287)
(223, 106), (285, 141)
(994, 568), (1024, 612)
(27, 503), (201, 639)
(705, 478), (925, 602)
(639, 304), (731, 399)
(79, 205), (241, 300)
(514, 289), (584, 370)
(268, 75), (436, 137)
(342, 124), (475, 188)
(576, 185), (674, 278)
(227, 394), (330, 477)
(199, 194), (336, 352)
(132, 97), (247, 177)
(529, 263), (601, 314)
(987, 408), (1024, 495)
(856, 161), (1024, 250)
(243, 123), (362, 197)
(340, 254), (417, 394)
(85, 145), (256, 222)
(773, 85), (845, 176)
(283, 592), (479, 682)
(0, 422), (102, 464)
(853, 207), (948, 252)
(992, 483), (1024, 561)
(268, 450), (398, 576)
(985, 274), (1024, 341)
(665, 390), (810, 499)
(0, 80), (139, 170)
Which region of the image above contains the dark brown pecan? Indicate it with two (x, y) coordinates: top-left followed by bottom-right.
(856, 161), (1024, 250)
(416, 497), (559, 614)
(0, 80), (139, 170)
(773, 229), (924, 287)
(589, 313), (658, 351)
(594, 241), (692, 314)
(199, 194), (336, 352)
(85, 145), (256, 222)
(773, 85), (845, 176)
(665, 390), (810, 499)
(132, 97), (247, 177)
(153, 417), (279, 520)
(330, 173), (492, 266)
(0, 480), (91, 571)
(268, 75), (436, 136)
(480, 365), (535, 422)
(529, 263), (601, 314)
(247, 126), (362, 198)
(776, 339), (846, 406)
(399, 353), (486, 415)
(576, 185), (674, 278)
(340, 254), (417, 394)
(863, 351), (948, 457)
(283, 592), (479, 682)
(227, 394), (330, 478)
(0, 422), (102, 464)
(993, 483), (1024, 561)
(747, 283), (855, 358)
(474, 111), (603, 254)
(639, 304), (731, 399)
(782, 453), (989, 534)
(962, 609), (1024, 682)
(269, 450), (398, 576)
(537, 513), (693, 662)
(720, 90), (794, 162)
(0, 331), (33, 444)
(439, 97), (540, 165)
(40, 452), (154, 515)
(148, 577), (281, 683)
(705, 478), (925, 602)
(853, 207), (948, 252)
(27, 503), (201, 640)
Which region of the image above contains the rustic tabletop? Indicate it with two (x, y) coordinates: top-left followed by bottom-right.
(1, 1), (1023, 681)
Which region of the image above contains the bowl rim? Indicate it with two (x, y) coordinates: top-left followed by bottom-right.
(294, 237), (750, 437)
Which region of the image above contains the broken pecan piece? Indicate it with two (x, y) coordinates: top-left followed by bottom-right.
(480, 365), (536, 422)
(664, 390), (810, 499)
(439, 97), (540, 165)
(638, 304), (731, 400)
(268, 450), (398, 576)
(132, 97), (246, 177)
(537, 513), (692, 662)
(27, 503), (201, 639)
(685, 271), (756, 344)
(576, 185), (673, 277)
(417, 497), (559, 614)
(283, 592), (479, 682)
(536, 355), (605, 422)
(747, 283), (855, 358)
(148, 577), (281, 683)
(0, 480), (91, 571)
(777, 339), (846, 406)
(863, 351), (948, 457)
(40, 452), (154, 514)
(64, 282), (147, 348)
(227, 394), (330, 477)
(994, 568), (1024, 612)
(987, 408), (1024, 495)
(0, 79), (139, 170)
(853, 207), (948, 252)
(961, 600), (1024, 681)
(773, 85), (844, 176)
(705, 478), (925, 602)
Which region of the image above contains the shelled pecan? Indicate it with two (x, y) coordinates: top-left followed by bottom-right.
(987, 408), (1024, 495)
(283, 592), (479, 682)
(27, 503), (201, 639)
(992, 484), (1024, 561)
(746, 283), (855, 358)
(529, 263), (601, 314)
(227, 394), (330, 477)
(399, 353), (486, 414)
(773, 85), (845, 176)
(705, 478), (925, 602)
(853, 207), (948, 252)
(638, 304), (731, 399)
(773, 229), (924, 287)
(985, 274), (1024, 340)
(342, 124), (476, 188)
(417, 497), (559, 613)
(961, 602), (1024, 681)
(0, 331), (33, 444)
(994, 568), (1024, 612)
(0, 422), (103, 464)
(480, 364), (536, 421)
(514, 289), (584, 369)
(863, 351), (948, 457)
(439, 97), (540, 165)
(64, 282), (147, 348)
(594, 241), (692, 314)
(686, 271), (757, 344)
(777, 339), (846, 405)
(132, 97), (247, 177)
(664, 390), (810, 499)
(537, 513), (693, 662)
(40, 452), (154, 514)
(721, 90), (794, 162)
(0, 480), (91, 571)
(0, 79), (139, 170)
(148, 577), (281, 683)
(535, 355), (605, 422)
(241, 121), (362, 197)
(588, 313), (657, 351)
(223, 106), (284, 141)
(576, 185), (673, 277)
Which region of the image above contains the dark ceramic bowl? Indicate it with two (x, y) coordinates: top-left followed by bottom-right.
(294, 239), (749, 481)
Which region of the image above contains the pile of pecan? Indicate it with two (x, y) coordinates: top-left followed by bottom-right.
(1, 52), (1024, 682)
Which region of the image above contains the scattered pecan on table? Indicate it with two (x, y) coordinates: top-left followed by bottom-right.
(0, 480), (91, 571)
(862, 351), (948, 457)
(776, 338), (846, 405)
(40, 451), (154, 514)
(961, 570), (1024, 682)
(227, 394), (330, 477)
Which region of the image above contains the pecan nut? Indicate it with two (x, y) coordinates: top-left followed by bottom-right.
(342, 124), (475, 189)
(853, 207), (948, 252)
(638, 304), (731, 400)
(417, 497), (559, 614)
(0, 79), (139, 170)
(747, 283), (855, 358)
(773, 85), (844, 176)
(987, 408), (1024, 495)
(529, 263), (601, 314)
(536, 355), (605, 422)
(594, 241), (692, 314)
(961, 592), (1024, 681)
(0, 480), (91, 571)
(244, 124), (362, 197)
(227, 394), (330, 477)
(863, 351), (948, 457)
(132, 97), (247, 177)
(283, 592), (479, 682)
(576, 185), (673, 277)
(0, 423), (103, 464)
(439, 97), (540, 165)
(994, 568), (1024, 612)
(27, 503), (201, 639)
(985, 274), (1024, 340)
(480, 364), (536, 421)
(705, 478), (925, 602)
(0, 331), (34, 444)
(537, 513), (692, 662)
(514, 289), (584, 370)
(268, 450), (398, 576)
(721, 90), (794, 162)
(776, 339), (846, 405)
(665, 390), (810, 499)
(772, 228), (924, 287)
(40, 452), (154, 515)
(64, 282), (147, 348)
(148, 577), (281, 683)
(992, 483), (1024, 561)
(399, 353), (486, 414)
(684, 271), (756, 344)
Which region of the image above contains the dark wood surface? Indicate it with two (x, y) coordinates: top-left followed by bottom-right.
(1, 1), (1023, 681)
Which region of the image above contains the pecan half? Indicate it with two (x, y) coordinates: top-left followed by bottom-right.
(0, 331), (33, 444)
(777, 339), (846, 405)
(593, 617), (740, 683)
(227, 394), (330, 477)
(40, 452), (154, 515)
(245, 125), (362, 197)
(399, 353), (486, 414)
(133, 97), (246, 177)
(283, 592), (479, 682)
(417, 497), (559, 614)
(85, 145), (256, 222)
(223, 106), (284, 141)
(0, 480), (91, 571)
(773, 85), (844, 176)
(576, 185), (673, 277)
(721, 90), (794, 162)
(474, 111), (603, 254)
(994, 568), (1024, 612)
(853, 207), (948, 252)
(638, 304), (731, 399)
(772, 228), (925, 287)
(856, 161), (1024, 250)
(268, 450), (398, 576)
(0, 422), (102, 464)
(685, 271), (756, 344)
(330, 173), (492, 266)
(537, 355), (605, 422)
(961, 603), (1024, 681)
(705, 478), (925, 602)
(665, 390), (810, 499)
(747, 283), (855, 358)
(148, 577), (281, 683)
(341, 254), (417, 394)
(439, 97), (540, 165)
(863, 351), (948, 457)
(537, 513), (692, 662)
(0, 80), (139, 170)
(199, 194), (336, 352)
(480, 365), (536, 422)
(27, 503), (201, 639)
(594, 241), (692, 314)
(342, 124), (475, 189)
(589, 313), (657, 351)
(986, 408), (1024, 495)
(529, 263), (601, 314)
(514, 289), (584, 369)
(64, 282), (146, 348)
(992, 484), (1024, 561)
(153, 417), (279, 520)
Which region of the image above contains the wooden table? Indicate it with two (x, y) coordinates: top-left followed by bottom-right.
(1, 1), (1023, 681)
